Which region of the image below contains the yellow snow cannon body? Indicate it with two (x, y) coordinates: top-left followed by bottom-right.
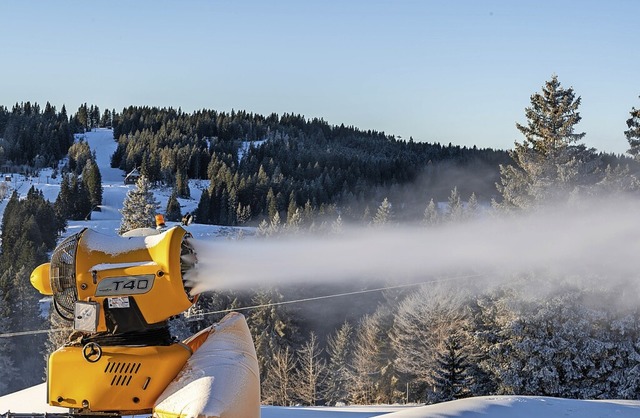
(30, 226), (199, 415)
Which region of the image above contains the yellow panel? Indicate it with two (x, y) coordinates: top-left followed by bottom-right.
(48, 343), (191, 413)
(73, 226), (194, 327)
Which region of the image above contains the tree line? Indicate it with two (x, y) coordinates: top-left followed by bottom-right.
(109, 106), (512, 226)
(2, 75), (640, 401)
(181, 75), (640, 405)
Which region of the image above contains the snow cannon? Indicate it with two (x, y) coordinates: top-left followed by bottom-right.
(31, 225), (260, 418)
(30, 226), (198, 415)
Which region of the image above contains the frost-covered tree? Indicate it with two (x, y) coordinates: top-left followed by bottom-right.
(286, 207), (303, 234)
(446, 187), (463, 222)
(246, 289), (299, 387)
(262, 346), (297, 406)
(0, 266), (47, 392)
(422, 198), (439, 226)
(44, 309), (73, 376)
(497, 75), (597, 209)
(591, 164), (639, 195)
(119, 175), (159, 234)
(372, 197), (393, 226)
(473, 282), (640, 399)
(626, 96), (640, 160)
(351, 307), (401, 404)
(292, 332), (327, 406)
(325, 322), (354, 405)
(330, 214), (344, 235)
(392, 284), (473, 402)
(0, 285), (17, 396)
(464, 192), (479, 220)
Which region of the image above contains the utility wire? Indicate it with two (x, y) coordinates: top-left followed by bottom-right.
(0, 328), (72, 338)
(0, 273), (485, 338)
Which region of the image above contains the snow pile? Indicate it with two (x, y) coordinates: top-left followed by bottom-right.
(153, 313), (260, 418)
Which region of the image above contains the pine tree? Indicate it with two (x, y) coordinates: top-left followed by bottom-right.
(176, 169), (190, 198)
(286, 192), (298, 224)
(330, 214), (344, 235)
(262, 346), (297, 406)
(81, 158), (103, 210)
(166, 189), (182, 222)
(432, 333), (471, 401)
(497, 75), (596, 209)
(446, 187), (463, 222)
(422, 198), (439, 226)
(246, 290), (299, 385)
(196, 188), (211, 224)
(372, 197), (393, 226)
(2, 266), (47, 392)
(119, 175), (159, 234)
(351, 307), (401, 404)
(292, 332), (327, 406)
(0, 284), (17, 396)
(625, 96), (640, 160)
(236, 203), (251, 225)
(392, 284), (472, 402)
(464, 192), (479, 220)
(326, 322), (354, 405)
(70, 174), (92, 220)
(266, 188), (278, 220)
(76, 103), (88, 132)
(54, 174), (72, 220)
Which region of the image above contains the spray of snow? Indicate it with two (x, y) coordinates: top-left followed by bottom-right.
(185, 197), (640, 297)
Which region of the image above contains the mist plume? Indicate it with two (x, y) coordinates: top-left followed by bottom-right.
(185, 197), (640, 297)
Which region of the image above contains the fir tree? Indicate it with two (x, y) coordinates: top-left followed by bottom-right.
(81, 157), (103, 210)
(119, 175), (159, 234)
(326, 322), (354, 405)
(0, 284), (17, 396)
(262, 346), (297, 406)
(176, 169), (190, 198)
(625, 96), (640, 160)
(497, 75), (595, 209)
(432, 333), (471, 401)
(292, 332), (327, 406)
(422, 198), (439, 226)
(464, 192), (479, 220)
(166, 189), (182, 222)
(446, 187), (463, 222)
(372, 197), (393, 226)
(246, 289), (299, 386)
(196, 188), (211, 224)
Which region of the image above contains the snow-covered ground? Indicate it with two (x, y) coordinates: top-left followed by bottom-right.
(2, 129), (640, 417)
(0, 128), (234, 240)
(2, 383), (640, 417)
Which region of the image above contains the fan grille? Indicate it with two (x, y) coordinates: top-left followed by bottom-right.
(50, 231), (82, 321)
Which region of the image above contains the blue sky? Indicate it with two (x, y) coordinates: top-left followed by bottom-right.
(1, 1), (638, 154)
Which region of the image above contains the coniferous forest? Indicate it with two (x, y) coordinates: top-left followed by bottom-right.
(2, 76), (640, 404)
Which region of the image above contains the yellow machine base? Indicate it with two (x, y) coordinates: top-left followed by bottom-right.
(48, 343), (191, 413)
